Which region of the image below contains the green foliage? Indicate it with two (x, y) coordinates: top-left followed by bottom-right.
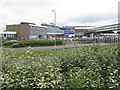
(3, 40), (18, 46)
(3, 49), (70, 59)
(2, 46), (119, 89)
(1, 40), (8, 46)
(2, 57), (63, 89)
(12, 40), (63, 48)
(60, 46), (119, 89)
(2, 40), (8, 43)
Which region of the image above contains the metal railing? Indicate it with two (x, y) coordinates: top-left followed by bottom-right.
(78, 37), (119, 45)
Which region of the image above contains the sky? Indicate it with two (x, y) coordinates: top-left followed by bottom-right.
(0, 0), (119, 31)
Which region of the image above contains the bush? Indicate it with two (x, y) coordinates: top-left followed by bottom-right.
(2, 57), (63, 89)
(2, 46), (119, 89)
(3, 40), (18, 46)
(59, 46), (119, 88)
(12, 40), (63, 48)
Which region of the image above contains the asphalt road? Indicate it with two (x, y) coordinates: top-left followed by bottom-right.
(2, 44), (81, 52)
(2, 43), (117, 52)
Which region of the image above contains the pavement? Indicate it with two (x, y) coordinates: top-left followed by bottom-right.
(1, 43), (117, 52)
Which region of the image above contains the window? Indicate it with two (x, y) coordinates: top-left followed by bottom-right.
(4, 34), (6, 37)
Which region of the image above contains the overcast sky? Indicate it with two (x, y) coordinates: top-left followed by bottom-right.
(0, 0), (119, 31)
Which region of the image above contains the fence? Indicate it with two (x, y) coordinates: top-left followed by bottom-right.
(78, 37), (119, 44)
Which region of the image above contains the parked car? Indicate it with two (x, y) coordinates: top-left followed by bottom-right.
(3, 40), (18, 46)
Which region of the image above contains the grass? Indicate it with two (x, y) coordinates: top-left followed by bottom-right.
(2, 45), (117, 58)
(2, 48), (75, 58)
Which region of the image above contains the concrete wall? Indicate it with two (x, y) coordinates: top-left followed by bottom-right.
(6, 23), (47, 40)
(6, 24), (29, 40)
(19, 24), (29, 40)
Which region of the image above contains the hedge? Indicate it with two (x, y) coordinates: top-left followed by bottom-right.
(3, 40), (18, 46)
(2, 46), (119, 89)
(12, 40), (63, 48)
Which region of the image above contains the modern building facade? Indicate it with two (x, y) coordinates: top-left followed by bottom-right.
(6, 22), (47, 40)
(41, 23), (64, 39)
(60, 27), (75, 38)
(61, 26), (95, 38)
(74, 26), (95, 37)
(89, 23), (120, 37)
(0, 31), (16, 39)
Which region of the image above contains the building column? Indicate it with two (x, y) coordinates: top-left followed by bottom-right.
(90, 33), (94, 37)
(7, 34), (8, 37)
(10, 34), (13, 37)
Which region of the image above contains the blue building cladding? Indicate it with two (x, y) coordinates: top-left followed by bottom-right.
(29, 26), (47, 40)
(60, 27), (75, 38)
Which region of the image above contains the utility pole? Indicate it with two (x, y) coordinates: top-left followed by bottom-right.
(52, 10), (56, 49)
(118, 31), (120, 46)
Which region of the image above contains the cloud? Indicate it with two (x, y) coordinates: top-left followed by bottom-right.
(0, 0), (54, 24)
(0, 0), (49, 3)
(0, 0), (119, 31)
(70, 13), (117, 23)
(57, 12), (118, 27)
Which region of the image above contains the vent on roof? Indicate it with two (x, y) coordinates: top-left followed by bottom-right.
(20, 22), (36, 25)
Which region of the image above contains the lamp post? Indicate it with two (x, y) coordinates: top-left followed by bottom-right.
(118, 31), (120, 46)
(52, 10), (56, 49)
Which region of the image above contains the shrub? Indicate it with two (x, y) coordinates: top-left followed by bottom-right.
(2, 57), (63, 89)
(59, 46), (119, 88)
(2, 46), (119, 89)
(12, 40), (63, 48)
(3, 40), (18, 46)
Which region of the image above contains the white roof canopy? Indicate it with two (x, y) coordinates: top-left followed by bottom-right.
(0, 31), (16, 34)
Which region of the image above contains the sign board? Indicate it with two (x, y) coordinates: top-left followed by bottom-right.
(60, 27), (75, 38)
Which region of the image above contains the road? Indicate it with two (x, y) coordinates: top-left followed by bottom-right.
(1, 43), (117, 52)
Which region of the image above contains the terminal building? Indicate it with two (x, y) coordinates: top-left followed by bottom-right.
(41, 23), (64, 39)
(74, 26), (95, 37)
(89, 23), (120, 37)
(6, 22), (47, 40)
(0, 31), (16, 40)
(4, 22), (120, 41)
(5, 22), (64, 40)
(60, 27), (75, 38)
(60, 26), (95, 38)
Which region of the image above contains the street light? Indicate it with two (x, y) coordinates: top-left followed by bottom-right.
(52, 10), (56, 49)
(118, 31), (120, 46)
